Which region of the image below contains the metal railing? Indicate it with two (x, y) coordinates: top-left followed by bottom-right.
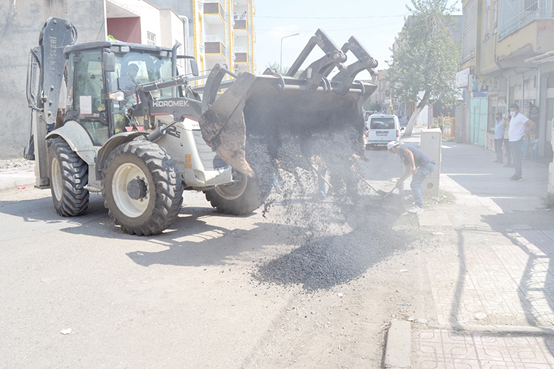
(235, 52), (248, 63)
(499, 0), (554, 38)
(203, 1), (227, 21)
(234, 19), (247, 29)
(205, 35), (224, 43)
(205, 39), (227, 55)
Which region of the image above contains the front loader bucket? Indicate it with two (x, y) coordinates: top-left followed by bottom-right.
(199, 29), (378, 181)
(243, 75), (375, 169)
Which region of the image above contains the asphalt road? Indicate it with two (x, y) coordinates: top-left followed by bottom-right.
(0, 147), (421, 368)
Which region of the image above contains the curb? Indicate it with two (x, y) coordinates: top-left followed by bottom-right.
(0, 170), (36, 193)
(429, 323), (554, 336)
(384, 320), (412, 369)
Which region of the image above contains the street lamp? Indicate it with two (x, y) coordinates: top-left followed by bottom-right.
(280, 33), (300, 71)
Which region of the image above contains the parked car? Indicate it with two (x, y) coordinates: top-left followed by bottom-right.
(364, 114), (401, 149)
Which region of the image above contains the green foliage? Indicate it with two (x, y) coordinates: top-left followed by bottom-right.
(363, 100), (382, 112)
(108, 35), (118, 42)
(265, 62), (304, 77)
(266, 62), (289, 76)
(387, 0), (460, 109)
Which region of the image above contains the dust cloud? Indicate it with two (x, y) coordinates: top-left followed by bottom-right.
(246, 124), (413, 291)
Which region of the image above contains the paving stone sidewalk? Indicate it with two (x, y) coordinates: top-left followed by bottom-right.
(412, 141), (554, 368)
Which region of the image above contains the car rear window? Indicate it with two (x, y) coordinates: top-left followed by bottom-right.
(369, 118), (395, 129)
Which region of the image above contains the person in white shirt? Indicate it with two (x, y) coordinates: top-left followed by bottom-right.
(508, 103), (535, 181)
(493, 113), (505, 163)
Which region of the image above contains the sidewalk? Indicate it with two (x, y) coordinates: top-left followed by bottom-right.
(410, 139), (554, 368)
(0, 159), (35, 192)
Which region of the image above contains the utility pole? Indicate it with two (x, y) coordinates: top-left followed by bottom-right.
(280, 33), (300, 71)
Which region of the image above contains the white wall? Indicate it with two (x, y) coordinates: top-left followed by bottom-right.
(0, 0), (106, 159)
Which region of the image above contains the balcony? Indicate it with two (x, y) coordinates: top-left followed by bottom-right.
(234, 47), (250, 71)
(499, 0), (554, 39)
(234, 19), (247, 30)
(205, 35), (227, 64)
(204, 1), (226, 24)
(235, 52), (247, 63)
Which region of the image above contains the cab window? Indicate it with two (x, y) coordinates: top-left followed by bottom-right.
(69, 50), (109, 145)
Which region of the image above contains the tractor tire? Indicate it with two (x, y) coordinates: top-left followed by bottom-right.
(48, 137), (89, 217)
(204, 172), (266, 215)
(102, 140), (183, 236)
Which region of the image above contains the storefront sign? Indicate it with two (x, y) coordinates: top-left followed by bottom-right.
(456, 68), (471, 88)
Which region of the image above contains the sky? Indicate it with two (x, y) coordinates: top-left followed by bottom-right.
(252, 0), (461, 78)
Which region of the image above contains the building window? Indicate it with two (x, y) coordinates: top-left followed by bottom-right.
(484, 0), (491, 39)
(147, 32), (156, 46)
(524, 0), (538, 12)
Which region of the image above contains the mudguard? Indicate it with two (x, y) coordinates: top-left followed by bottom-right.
(46, 121), (96, 165)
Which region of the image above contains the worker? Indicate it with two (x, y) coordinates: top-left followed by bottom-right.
(387, 141), (435, 213)
(118, 63), (139, 106)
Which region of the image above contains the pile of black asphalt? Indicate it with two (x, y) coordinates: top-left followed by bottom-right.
(247, 128), (413, 291)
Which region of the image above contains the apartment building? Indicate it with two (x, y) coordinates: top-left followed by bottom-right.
(459, 0), (554, 160)
(146, 0), (256, 76)
(106, 0), (186, 70)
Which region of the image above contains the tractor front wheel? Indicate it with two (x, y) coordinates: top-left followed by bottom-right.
(102, 140), (183, 235)
(48, 137), (89, 216)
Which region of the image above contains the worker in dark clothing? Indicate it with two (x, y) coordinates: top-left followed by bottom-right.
(387, 141), (435, 213)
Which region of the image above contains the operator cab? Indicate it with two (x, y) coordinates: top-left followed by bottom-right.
(62, 42), (187, 145)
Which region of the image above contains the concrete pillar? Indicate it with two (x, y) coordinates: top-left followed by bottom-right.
(420, 128), (442, 197)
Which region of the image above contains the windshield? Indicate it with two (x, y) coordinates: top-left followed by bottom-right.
(107, 51), (173, 99)
(107, 51), (174, 134)
(369, 117), (395, 130)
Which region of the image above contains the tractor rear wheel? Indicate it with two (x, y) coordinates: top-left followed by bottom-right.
(48, 137), (89, 216)
(204, 171), (266, 215)
(102, 140), (183, 235)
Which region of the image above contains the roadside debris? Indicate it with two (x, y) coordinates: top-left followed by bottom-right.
(474, 312), (487, 320)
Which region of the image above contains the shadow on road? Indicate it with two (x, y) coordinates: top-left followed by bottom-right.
(0, 176), (415, 291)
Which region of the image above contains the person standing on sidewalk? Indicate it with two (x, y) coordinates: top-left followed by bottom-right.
(493, 113), (505, 163)
(508, 103), (535, 181)
(387, 141), (435, 213)
(502, 114), (512, 167)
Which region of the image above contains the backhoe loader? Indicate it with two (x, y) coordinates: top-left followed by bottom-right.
(25, 17), (377, 235)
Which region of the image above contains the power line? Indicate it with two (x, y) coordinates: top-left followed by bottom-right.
(257, 23), (404, 32)
(254, 15), (407, 19)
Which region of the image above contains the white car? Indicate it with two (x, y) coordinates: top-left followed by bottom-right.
(364, 114), (401, 148)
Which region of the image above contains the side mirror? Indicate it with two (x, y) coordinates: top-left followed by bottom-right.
(190, 59), (199, 76)
(103, 51), (116, 73)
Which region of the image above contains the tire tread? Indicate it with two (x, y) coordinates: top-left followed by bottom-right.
(102, 140), (183, 235)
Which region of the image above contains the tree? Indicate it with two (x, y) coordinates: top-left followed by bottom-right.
(387, 0), (460, 136)
(265, 62), (289, 76)
(363, 100), (382, 113)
